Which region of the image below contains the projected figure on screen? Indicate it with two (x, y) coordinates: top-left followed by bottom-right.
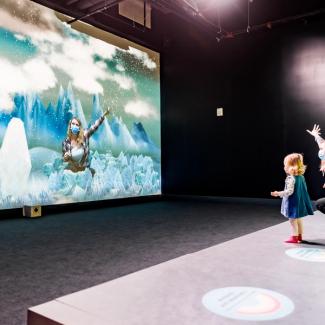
(62, 108), (110, 175)
(271, 153), (314, 243)
(307, 124), (325, 214)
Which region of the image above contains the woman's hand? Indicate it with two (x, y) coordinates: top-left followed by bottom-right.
(320, 162), (325, 177)
(63, 152), (71, 161)
(271, 191), (279, 197)
(103, 108), (110, 117)
(307, 124), (321, 137)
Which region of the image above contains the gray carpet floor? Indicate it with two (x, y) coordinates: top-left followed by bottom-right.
(0, 197), (284, 325)
(29, 211), (325, 325)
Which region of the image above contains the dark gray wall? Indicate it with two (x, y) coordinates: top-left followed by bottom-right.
(161, 20), (325, 200)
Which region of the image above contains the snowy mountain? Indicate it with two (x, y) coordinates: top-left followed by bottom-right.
(131, 122), (160, 158)
(0, 84), (160, 159)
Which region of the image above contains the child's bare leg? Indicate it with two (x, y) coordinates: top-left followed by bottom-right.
(285, 219), (300, 243)
(289, 219), (298, 235)
(297, 218), (303, 241)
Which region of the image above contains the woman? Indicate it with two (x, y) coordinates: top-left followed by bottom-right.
(307, 124), (325, 177)
(62, 108), (110, 174)
(307, 124), (325, 213)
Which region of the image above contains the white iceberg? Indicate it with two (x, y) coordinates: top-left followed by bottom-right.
(0, 118), (31, 197)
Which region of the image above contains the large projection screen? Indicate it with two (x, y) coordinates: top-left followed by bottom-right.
(0, 0), (161, 209)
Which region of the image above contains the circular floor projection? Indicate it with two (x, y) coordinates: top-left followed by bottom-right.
(285, 248), (325, 262)
(202, 287), (294, 321)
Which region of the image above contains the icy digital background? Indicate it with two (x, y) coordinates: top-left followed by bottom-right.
(0, 0), (161, 209)
(0, 85), (160, 209)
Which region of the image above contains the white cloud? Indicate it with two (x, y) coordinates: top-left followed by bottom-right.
(0, 1), (138, 98)
(0, 57), (57, 111)
(88, 38), (117, 60)
(0, 9), (63, 45)
(124, 100), (158, 119)
(0, 91), (14, 111)
(116, 64), (125, 72)
(62, 38), (94, 61)
(23, 59), (57, 91)
(14, 33), (26, 41)
(109, 73), (135, 90)
(45, 37), (136, 93)
(48, 51), (107, 95)
(128, 47), (157, 70)
(46, 38), (118, 95)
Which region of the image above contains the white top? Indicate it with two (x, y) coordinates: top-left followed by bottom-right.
(71, 147), (84, 162)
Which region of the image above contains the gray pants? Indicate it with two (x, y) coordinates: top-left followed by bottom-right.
(316, 198), (325, 214)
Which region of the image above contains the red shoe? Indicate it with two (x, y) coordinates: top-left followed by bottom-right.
(298, 234), (302, 242)
(284, 236), (299, 243)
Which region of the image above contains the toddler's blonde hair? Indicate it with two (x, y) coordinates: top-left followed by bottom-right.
(284, 153), (306, 176)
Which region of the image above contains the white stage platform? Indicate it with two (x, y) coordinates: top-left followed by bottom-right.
(28, 211), (325, 325)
